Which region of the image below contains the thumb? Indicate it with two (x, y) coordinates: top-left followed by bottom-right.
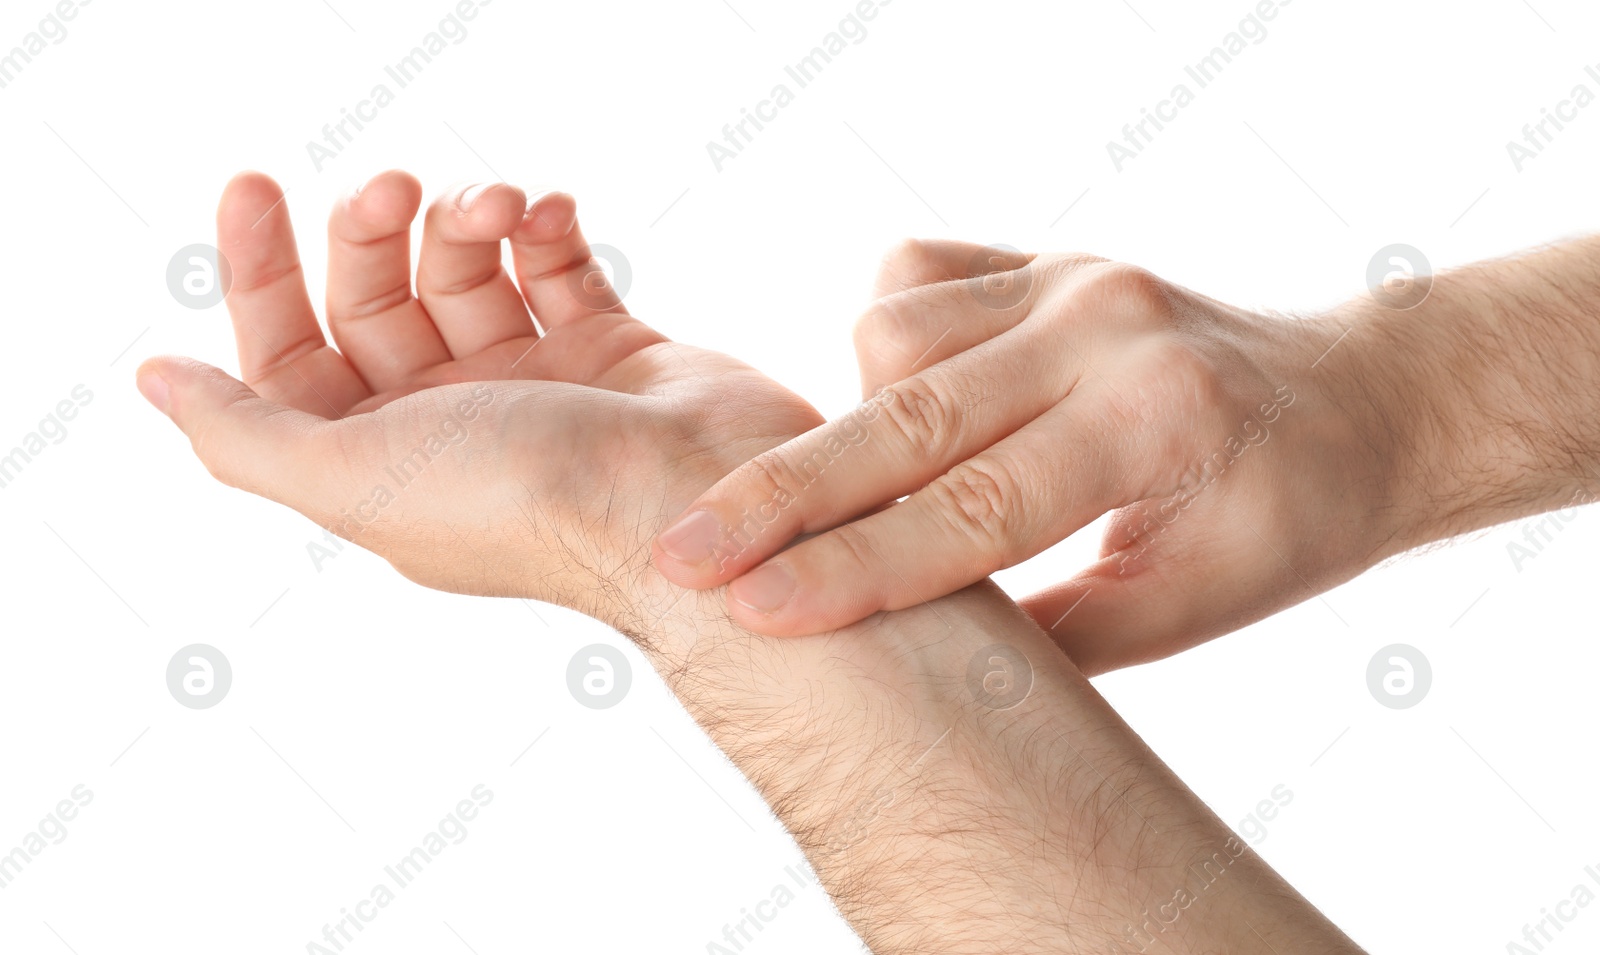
(1019, 509), (1283, 677)
(136, 356), (343, 514)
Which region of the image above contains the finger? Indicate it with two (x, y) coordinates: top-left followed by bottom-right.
(416, 182), (537, 357)
(855, 276), (1035, 398)
(718, 383), (1149, 636)
(652, 310), (1077, 587)
(325, 170), (453, 393)
(509, 191), (629, 330)
(1019, 498), (1286, 677)
(870, 238), (1032, 297)
(859, 251), (1115, 398)
(135, 356), (350, 517)
(219, 172), (369, 416)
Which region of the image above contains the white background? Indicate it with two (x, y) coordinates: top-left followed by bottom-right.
(1, 0), (1597, 952)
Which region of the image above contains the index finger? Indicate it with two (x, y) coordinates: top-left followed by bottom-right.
(219, 172), (369, 417)
(650, 312), (1078, 588)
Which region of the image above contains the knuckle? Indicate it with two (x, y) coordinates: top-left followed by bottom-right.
(830, 521), (879, 575)
(422, 264), (503, 299)
(852, 292), (930, 360)
(876, 376), (963, 451)
(967, 244), (1024, 275)
(1052, 251), (1112, 269)
(828, 524), (893, 610)
(732, 449), (806, 513)
(1117, 338), (1238, 484)
(852, 298), (906, 355)
(876, 238), (949, 290)
(1029, 252), (1109, 289)
(928, 457), (1023, 560)
(1137, 338), (1230, 413)
(853, 282), (969, 382)
(1081, 262), (1172, 317)
(340, 279), (415, 320)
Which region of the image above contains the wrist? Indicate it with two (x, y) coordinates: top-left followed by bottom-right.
(1300, 296), (1447, 558)
(1323, 244), (1600, 554)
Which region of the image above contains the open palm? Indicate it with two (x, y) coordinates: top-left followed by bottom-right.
(140, 172), (820, 623)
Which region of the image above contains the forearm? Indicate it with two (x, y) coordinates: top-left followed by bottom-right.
(1325, 236), (1600, 554)
(619, 574), (1361, 953)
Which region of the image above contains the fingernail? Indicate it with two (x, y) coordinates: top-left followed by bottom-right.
(731, 562), (796, 614)
(458, 182), (494, 213)
(137, 370), (170, 414)
(658, 510), (721, 564)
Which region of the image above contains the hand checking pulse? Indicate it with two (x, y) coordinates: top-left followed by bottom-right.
(654, 237), (1600, 675)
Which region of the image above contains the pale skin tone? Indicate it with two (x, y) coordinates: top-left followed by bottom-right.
(655, 237), (1600, 674)
(138, 172), (1366, 953)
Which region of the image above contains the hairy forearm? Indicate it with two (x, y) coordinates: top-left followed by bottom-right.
(616, 571), (1361, 953)
(1325, 236), (1600, 553)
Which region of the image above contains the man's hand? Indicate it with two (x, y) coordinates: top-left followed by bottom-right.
(655, 236), (1600, 675)
(652, 240), (1401, 673)
(138, 171), (821, 632)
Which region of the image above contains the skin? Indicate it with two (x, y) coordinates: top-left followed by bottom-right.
(136, 172), (1366, 953)
(653, 237), (1600, 675)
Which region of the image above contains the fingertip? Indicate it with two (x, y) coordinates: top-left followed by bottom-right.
(135, 356), (252, 430)
(724, 589), (800, 636)
(724, 604), (793, 637)
(728, 560), (797, 617)
(651, 554), (730, 593)
(218, 171), (287, 235)
(651, 510), (740, 589)
(724, 571), (858, 639)
(656, 507), (719, 559)
(457, 180), (524, 213)
(516, 191), (577, 243)
(360, 168), (422, 198)
(723, 543), (878, 637)
(222, 170), (281, 201)
(137, 354), (217, 386)
(345, 169), (423, 230)
(135, 359), (172, 415)
(428, 181), (526, 240)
